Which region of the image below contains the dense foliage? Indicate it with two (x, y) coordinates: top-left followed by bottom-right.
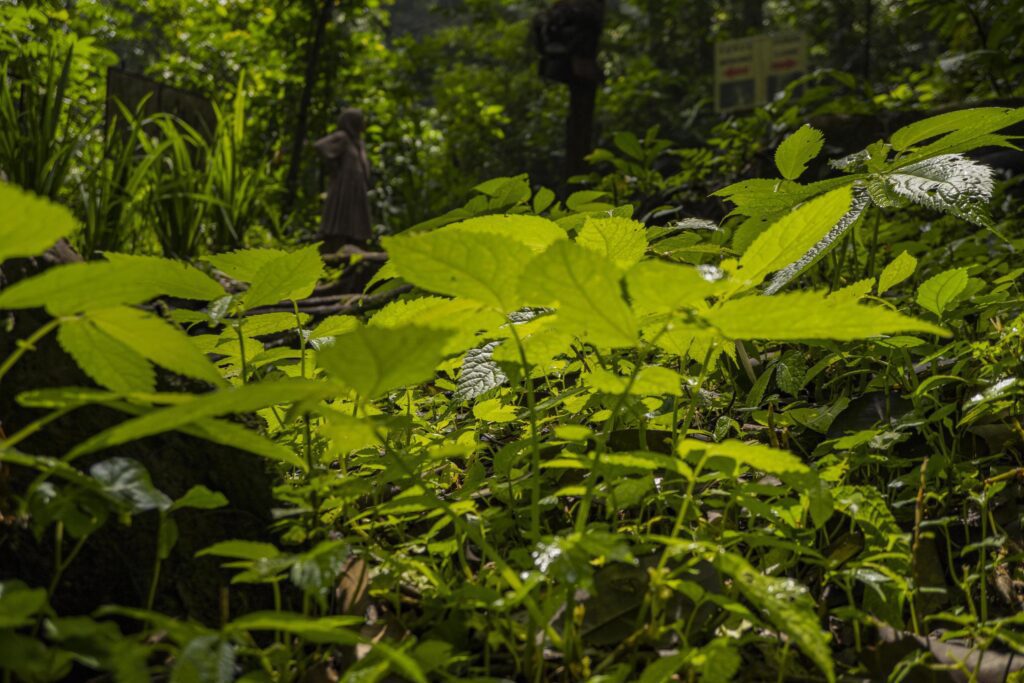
(3, 1), (1024, 682)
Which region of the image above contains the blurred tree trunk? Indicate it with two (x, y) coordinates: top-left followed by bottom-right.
(283, 0), (335, 221)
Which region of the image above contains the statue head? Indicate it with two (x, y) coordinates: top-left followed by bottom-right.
(338, 108), (366, 138)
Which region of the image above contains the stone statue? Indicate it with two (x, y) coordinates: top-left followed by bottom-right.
(313, 108), (373, 251)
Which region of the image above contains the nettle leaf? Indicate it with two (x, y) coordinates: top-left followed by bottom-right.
(575, 216), (648, 270)
(916, 267), (969, 317)
(70, 378), (333, 459)
(877, 251), (918, 294)
(456, 341), (507, 401)
(762, 187), (871, 295)
(90, 458), (172, 513)
(204, 248), (288, 282)
(731, 185), (853, 293)
(713, 176), (852, 218)
(317, 323), (452, 398)
(627, 260), (722, 317)
(384, 229), (533, 311)
(714, 552), (834, 683)
(884, 154), (995, 227)
(680, 439), (809, 475)
(706, 291), (948, 340)
(775, 124), (825, 180)
(519, 240), (638, 348)
(243, 244), (324, 309)
(103, 254), (225, 301)
(0, 258), (221, 315)
(444, 214), (567, 252)
(86, 306), (226, 386)
(890, 106), (1024, 156)
(58, 317), (156, 394)
(242, 312), (310, 337)
(0, 182), (76, 261)
(370, 296), (503, 355)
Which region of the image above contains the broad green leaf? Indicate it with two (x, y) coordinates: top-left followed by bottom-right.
(309, 315), (360, 339)
(0, 259), (220, 315)
(197, 540), (281, 560)
(171, 485), (228, 511)
(384, 229), (533, 311)
(171, 635), (235, 683)
(733, 185), (853, 293)
(575, 216), (647, 269)
(87, 306), (226, 386)
(370, 296), (503, 355)
(90, 457), (172, 513)
(775, 124), (825, 180)
(456, 342), (508, 401)
(890, 107), (1024, 153)
(243, 244), (324, 309)
(877, 251), (918, 294)
(0, 581), (48, 629)
(69, 378), (333, 459)
(627, 260), (721, 316)
(713, 176), (852, 218)
(681, 439), (808, 474)
(182, 418), (308, 469)
(706, 291), (948, 340)
(0, 182), (76, 261)
(916, 267), (969, 317)
(518, 240), (638, 348)
(317, 323), (452, 398)
(883, 154), (994, 227)
(204, 248), (287, 282)
(715, 552), (834, 682)
(103, 254), (225, 301)
(446, 214), (567, 252)
(240, 312), (309, 337)
(57, 317), (156, 394)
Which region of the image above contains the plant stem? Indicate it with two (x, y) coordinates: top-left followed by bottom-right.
(0, 317), (62, 386)
(509, 323), (543, 543)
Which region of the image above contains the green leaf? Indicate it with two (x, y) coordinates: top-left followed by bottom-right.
(0, 581), (49, 629)
(102, 254), (225, 301)
(243, 244), (324, 309)
(733, 185), (854, 293)
(317, 323), (452, 398)
(877, 250), (918, 294)
(384, 229), (534, 311)
(882, 154), (994, 227)
(916, 267), (969, 317)
(181, 417), (308, 469)
(890, 107), (1024, 153)
(575, 216), (647, 269)
(204, 248), (288, 282)
(706, 291), (948, 340)
(775, 125), (825, 180)
(0, 182), (76, 261)
(240, 312), (309, 337)
(225, 612), (361, 644)
(533, 187), (556, 214)
(715, 552), (834, 682)
(69, 378), (333, 459)
(445, 214), (567, 252)
(57, 317), (156, 394)
(171, 485), (229, 511)
(370, 297), (503, 355)
(519, 240), (638, 348)
(90, 457), (172, 513)
(197, 540), (281, 560)
(86, 306), (226, 386)
(171, 635), (234, 683)
(627, 260), (721, 316)
(680, 439), (809, 474)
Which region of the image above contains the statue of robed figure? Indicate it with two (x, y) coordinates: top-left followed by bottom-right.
(313, 108), (373, 250)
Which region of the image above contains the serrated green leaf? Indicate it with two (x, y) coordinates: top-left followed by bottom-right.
(0, 182), (76, 261)
(715, 552), (834, 682)
(733, 185), (853, 293)
(627, 260), (721, 317)
(103, 254), (225, 301)
(883, 154), (994, 227)
(309, 315), (360, 339)
(916, 267), (969, 317)
(575, 216), (647, 269)
(370, 297), (502, 355)
(204, 248), (288, 282)
(456, 341), (508, 401)
(69, 378), (332, 459)
(706, 291), (949, 340)
(317, 323), (452, 398)
(890, 106), (1024, 154)
(57, 317), (156, 393)
(243, 245), (324, 309)
(86, 306), (226, 386)
(877, 251), (918, 294)
(519, 240), (637, 348)
(384, 229), (533, 311)
(446, 214), (567, 252)
(680, 439), (809, 474)
(775, 125), (825, 180)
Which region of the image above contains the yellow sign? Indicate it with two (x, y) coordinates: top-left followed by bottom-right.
(715, 31), (807, 113)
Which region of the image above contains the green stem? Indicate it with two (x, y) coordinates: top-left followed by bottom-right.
(0, 318), (62, 386)
(508, 323), (542, 543)
(235, 324), (249, 383)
